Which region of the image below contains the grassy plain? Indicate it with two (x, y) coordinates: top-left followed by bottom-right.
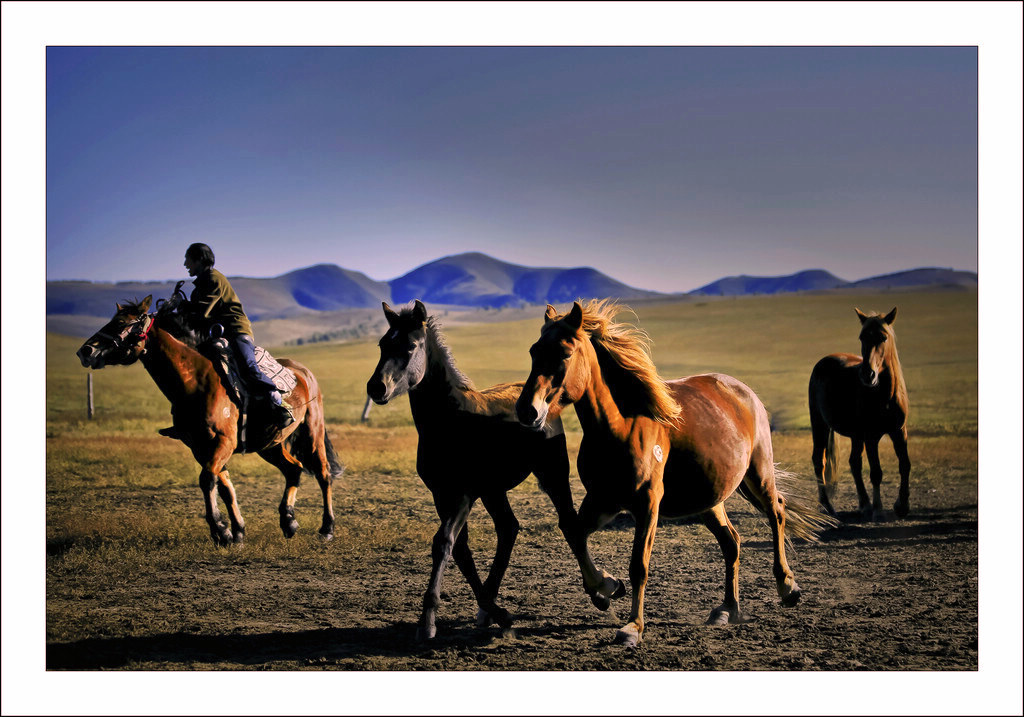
(43, 288), (978, 671)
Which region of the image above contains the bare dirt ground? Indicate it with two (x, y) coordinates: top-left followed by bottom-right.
(46, 449), (977, 672)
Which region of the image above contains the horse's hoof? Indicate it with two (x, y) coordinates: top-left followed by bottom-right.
(706, 608), (731, 625)
(500, 625), (517, 640)
(893, 501), (909, 518)
(488, 606), (513, 629)
(416, 624), (437, 641)
(871, 510), (886, 522)
(280, 520), (299, 538)
(781, 587), (802, 607)
(588, 577), (626, 611)
(318, 531), (333, 542)
(613, 624), (641, 647)
(476, 608), (493, 628)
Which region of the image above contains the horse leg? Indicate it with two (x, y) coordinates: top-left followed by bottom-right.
(576, 494), (628, 610)
(215, 470), (246, 544)
(702, 502), (746, 626)
(864, 437), (886, 521)
(293, 426), (336, 540)
(849, 436), (872, 518)
(195, 438), (236, 546)
(534, 438), (625, 609)
(313, 470), (336, 540)
(472, 493), (518, 632)
(613, 483), (664, 647)
(890, 428), (911, 518)
(258, 444), (304, 538)
(810, 415), (837, 517)
(419, 494), (475, 641)
(741, 467), (800, 607)
(198, 469), (232, 546)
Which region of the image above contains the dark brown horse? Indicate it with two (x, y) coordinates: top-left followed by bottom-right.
(809, 307), (911, 520)
(515, 300), (831, 646)
(366, 300), (623, 640)
(76, 295), (343, 545)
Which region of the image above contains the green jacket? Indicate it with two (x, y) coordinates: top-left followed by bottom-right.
(188, 268), (254, 338)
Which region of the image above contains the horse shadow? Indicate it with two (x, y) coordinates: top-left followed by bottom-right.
(745, 503), (977, 550)
(47, 623), (455, 669)
(46, 618), (611, 670)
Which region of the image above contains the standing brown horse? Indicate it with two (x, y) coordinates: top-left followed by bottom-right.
(809, 307), (910, 520)
(366, 300), (623, 640)
(76, 295), (343, 545)
(515, 300), (831, 647)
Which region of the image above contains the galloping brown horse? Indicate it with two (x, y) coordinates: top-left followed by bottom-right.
(76, 295), (343, 545)
(366, 300), (623, 640)
(515, 300), (830, 646)
(809, 307), (911, 520)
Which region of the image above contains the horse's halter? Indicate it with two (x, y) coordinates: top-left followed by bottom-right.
(84, 312), (157, 365)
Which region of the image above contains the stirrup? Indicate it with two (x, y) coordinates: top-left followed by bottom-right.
(273, 404), (294, 430)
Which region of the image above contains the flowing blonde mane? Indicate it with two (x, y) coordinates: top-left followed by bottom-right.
(569, 299), (682, 425)
(878, 319), (909, 411)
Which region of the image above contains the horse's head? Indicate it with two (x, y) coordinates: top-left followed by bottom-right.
(77, 296), (155, 369)
(366, 300), (429, 404)
(855, 306), (898, 388)
(515, 301), (590, 431)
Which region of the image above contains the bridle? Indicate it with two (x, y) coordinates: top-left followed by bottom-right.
(93, 312), (157, 358)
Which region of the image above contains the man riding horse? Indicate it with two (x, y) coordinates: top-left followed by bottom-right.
(165, 242), (293, 433)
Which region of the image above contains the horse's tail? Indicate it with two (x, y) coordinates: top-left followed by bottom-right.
(775, 466), (838, 541)
(739, 466), (837, 543)
(822, 429), (838, 503)
(322, 431), (346, 480)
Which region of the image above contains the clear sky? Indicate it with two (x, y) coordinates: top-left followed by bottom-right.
(45, 46), (977, 293)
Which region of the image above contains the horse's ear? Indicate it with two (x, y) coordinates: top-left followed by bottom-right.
(115, 302), (125, 312)
(382, 302), (400, 327)
(413, 299), (428, 325)
(855, 308), (869, 324)
(564, 301), (584, 332)
(544, 304), (558, 325)
(140, 295), (153, 313)
(884, 306), (898, 325)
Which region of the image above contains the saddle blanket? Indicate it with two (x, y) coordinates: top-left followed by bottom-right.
(253, 345), (298, 395)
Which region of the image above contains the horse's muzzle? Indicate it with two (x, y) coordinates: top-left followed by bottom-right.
(859, 367), (879, 387)
(515, 397), (546, 432)
(366, 377), (390, 405)
(77, 344), (103, 369)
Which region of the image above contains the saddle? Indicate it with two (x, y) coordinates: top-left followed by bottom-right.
(198, 330), (298, 453)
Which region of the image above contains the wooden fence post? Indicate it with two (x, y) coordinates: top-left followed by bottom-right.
(361, 396), (373, 422)
(87, 374), (94, 419)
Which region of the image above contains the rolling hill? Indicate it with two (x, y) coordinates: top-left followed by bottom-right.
(389, 252), (665, 308)
(690, 269), (847, 296)
(845, 267), (978, 290)
(46, 253), (978, 344)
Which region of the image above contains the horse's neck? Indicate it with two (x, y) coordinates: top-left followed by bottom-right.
(573, 342), (630, 440)
(140, 329), (204, 403)
(408, 332), (465, 424)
